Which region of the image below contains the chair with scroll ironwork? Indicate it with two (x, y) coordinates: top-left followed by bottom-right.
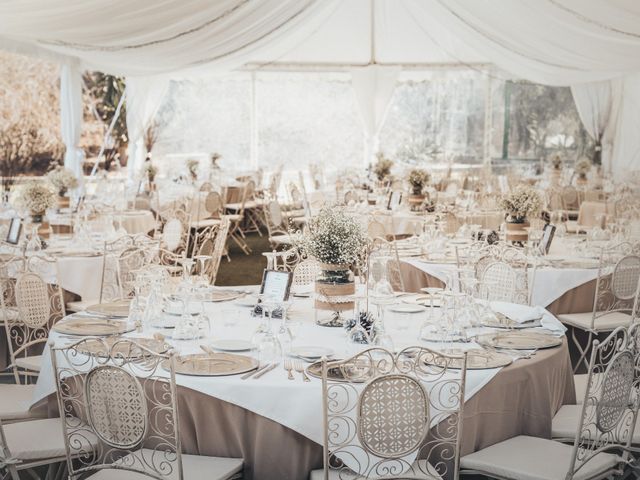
(470, 243), (530, 305)
(263, 200), (293, 250)
(263, 248), (301, 273)
(461, 326), (639, 480)
(558, 242), (640, 372)
(292, 258), (319, 288)
(50, 337), (243, 480)
(192, 217), (230, 285)
(2, 255), (65, 384)
(310, 346), (468, 480)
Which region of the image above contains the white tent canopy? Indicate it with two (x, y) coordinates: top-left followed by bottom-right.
(1, 0), (639, 177)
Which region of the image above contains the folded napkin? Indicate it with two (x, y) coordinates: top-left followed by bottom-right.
(489, 301), (566, 335)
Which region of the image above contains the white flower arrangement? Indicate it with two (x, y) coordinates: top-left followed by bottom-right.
(292, 206), (367, 266)
(407, 169), (430, 194)
(46, 166), (78, 196)
(549, 154), (563, 170)
(11, 181), (57, 214)
(575, 157), (592, 178)
(499, 185), (542, 223)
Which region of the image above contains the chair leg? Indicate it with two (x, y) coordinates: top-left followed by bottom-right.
(571, 328), (593, 374)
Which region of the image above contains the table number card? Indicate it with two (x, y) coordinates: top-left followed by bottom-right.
(539, 223), (556, 255)
(253, 269), (293, 318)
(6, 218), (22, 245)
(387, 191), (403, 210)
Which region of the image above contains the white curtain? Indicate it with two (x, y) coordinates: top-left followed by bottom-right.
(609, 74), (640, 179)
(125, 76), (169, 181)
(59, 62), (84, 187)
(351, 65), (400, 165)
(0, 0), (340, 76)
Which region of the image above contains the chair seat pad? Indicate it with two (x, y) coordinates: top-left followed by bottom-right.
(270, 234), (292, 245)
(4, 417), (95, 460)
(225, 214), (243, 222)
(66, 300), (95, 313)
(460, 435), (619, 480)
(557, 311), (632, 332)
(191, 219), (221, 228)
(0, 384), (39, 420)
(15, 355), (42, 373)
(573, 373), (591, 405)
(87, 450), (243, 480)
(310, 460), (443, 479)
(552, 404), (640, 444)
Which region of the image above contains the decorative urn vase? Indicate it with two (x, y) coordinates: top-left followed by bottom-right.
(576, 174), (588, 187)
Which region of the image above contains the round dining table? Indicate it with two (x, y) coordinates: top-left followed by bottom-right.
(32, 287), (575, 480)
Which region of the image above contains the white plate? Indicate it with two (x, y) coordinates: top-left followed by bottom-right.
(236, 296), (259, 308)
(388, 304), (426, 314)
(290, 346), (334, 360)
(209, 339), (254, 352)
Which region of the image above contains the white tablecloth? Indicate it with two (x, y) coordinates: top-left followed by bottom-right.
(33, 288), (564, 450)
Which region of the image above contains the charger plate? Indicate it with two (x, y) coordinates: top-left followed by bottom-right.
(422, 348), (512, 370)
(306, 359), (368, 383)
(76, 337), (170, 358)
(85, 300), (130, 318)
(53, 318), (134, 336)
(209, 291), (242, 302)
(475, 331), (561, 350)
(167, 353), (258, 376)
(402, 295), (442, 308)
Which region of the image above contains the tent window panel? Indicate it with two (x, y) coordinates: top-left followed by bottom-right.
(379, 70), (486, 166)
(153, 74), (252, 172)
(256, 71), (363, 171)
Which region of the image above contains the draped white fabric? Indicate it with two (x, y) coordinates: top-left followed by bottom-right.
(571, 79), (622, 173)
(609, 73), (640, 179)
(125, 76), (170, 180)
(59, 62), (84, 186)
(0, 0), (340, 77)
(350, 65), (400, 165)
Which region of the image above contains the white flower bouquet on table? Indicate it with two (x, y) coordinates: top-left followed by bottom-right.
(46, 165), (78, 196)
(11, 181), (57, 219)
(407, 169), (430, 195)
(499, 185), (542, 223)
(575, 157), (592, 179)
(293, 206), (368, 267)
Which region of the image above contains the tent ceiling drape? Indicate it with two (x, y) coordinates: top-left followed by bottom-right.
(1, 0), (640, 176)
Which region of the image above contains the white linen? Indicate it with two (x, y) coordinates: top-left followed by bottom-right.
(488, 301), (566, 335)
(59, 61), (84, 189)
(33, 291), (535, 449)
(126, 77), (170, 181)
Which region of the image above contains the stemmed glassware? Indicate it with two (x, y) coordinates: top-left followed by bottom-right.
(251, 294), (283, 365)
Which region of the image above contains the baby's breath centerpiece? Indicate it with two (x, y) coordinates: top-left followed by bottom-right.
(549, 154), (563, 171)
(407, 169), (430, 195)
(373, 152), (393, 182)
(46, 165), (78, 197)
(499, 185), (542, 244)
(11, 181), (57, 222)
(575, 157), (592, 180)
(499, 185), (542, 224)
(293, 207), (367, 324)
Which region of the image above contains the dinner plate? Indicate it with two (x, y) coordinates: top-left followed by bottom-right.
(236, 296), (259, 307)
(85, 300), (130, 318)
(53, 317), (134, 336)
(306, 359), (369, 383)
(167, 353), (258, 376)
(209, 291), (243, 302)
(402, 295), (441, 308)
(475, 331), (562, 350)
(388, 304), (426, 314)
(209, 339), (254, 352)
(290, 346), (334, 360)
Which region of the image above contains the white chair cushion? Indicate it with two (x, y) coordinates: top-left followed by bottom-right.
(66, 300), (95, 313)
(15, 355), (42, 373)
(4, 417), (96, 460)
(87, 449), (243, 480)
(573, 374), (592, 405)
(269, 234), (292, 245)
(225, 202), (243, 211)
(460, 435), (619, 480)
(552, 404), (640, 444)
(191, 218), (221, 229)
(557, 311), (632, 332)
(0, 384), (39, 420)
(310, 460), (443, 480)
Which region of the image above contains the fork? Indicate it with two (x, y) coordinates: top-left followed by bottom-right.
(284, 359), (294, 380)
(294, 360), (311, 382)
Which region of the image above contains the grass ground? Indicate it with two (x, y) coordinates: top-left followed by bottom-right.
(216, 232), (271, 286)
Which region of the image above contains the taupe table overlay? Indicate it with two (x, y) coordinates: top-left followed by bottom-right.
(35, 340), (574, 480)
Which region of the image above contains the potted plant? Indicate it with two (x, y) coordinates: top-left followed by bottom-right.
(373, 152), (393, 183)
(293, 207), (367, 323)
(11, 181), (57, 239)
(407, 169), (430, 209)
(186, 159), (199, 182)
(143, 161), (157, 186)
(46, 165), (78, 209)
(547, 154), (563, 185)
(574, 157), (591, 186)
(499, 185), (542, 244)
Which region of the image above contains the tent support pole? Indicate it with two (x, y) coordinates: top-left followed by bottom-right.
(250, 71), (259, 169)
